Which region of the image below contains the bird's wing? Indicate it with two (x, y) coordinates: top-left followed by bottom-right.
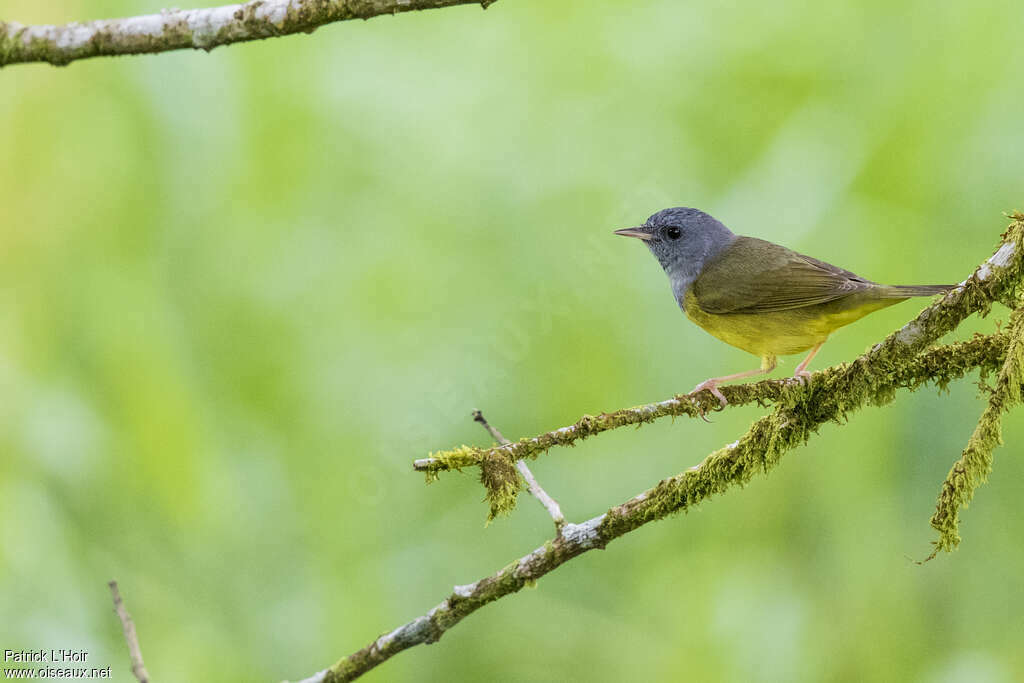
(691, 237), (875, 314)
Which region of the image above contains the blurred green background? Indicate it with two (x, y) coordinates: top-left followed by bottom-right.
(3, 0), (1024, 680)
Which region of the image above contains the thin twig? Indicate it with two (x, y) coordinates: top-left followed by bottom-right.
(472, 409), (512, 444)
(108, 580), (151, 683)
(473, 409), (566, 531)
(0, 0), (498, 67)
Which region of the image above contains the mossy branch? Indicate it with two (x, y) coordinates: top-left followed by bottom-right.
(295, 320), (1015, 683)
(284, 214), (1024, 682)
(0, 0), (496, 68)
(596, 330), (1013, 541)
(928, 302), (1024, 556)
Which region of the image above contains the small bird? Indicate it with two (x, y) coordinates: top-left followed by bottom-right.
(615, 207), (954, 406)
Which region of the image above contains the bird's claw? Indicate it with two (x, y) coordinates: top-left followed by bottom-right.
(691, 380), (729, 421)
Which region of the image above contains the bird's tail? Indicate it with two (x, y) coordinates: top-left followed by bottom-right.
(877, 284), (955, 298)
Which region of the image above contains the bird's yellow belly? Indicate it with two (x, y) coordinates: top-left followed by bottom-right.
(681, 290), (901, 358)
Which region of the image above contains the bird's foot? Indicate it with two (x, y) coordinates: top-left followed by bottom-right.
(792, 370), (812, 386)
(692, 379), (729, 414)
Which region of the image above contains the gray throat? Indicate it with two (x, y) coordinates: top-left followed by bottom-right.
(666, 260), (703, 303)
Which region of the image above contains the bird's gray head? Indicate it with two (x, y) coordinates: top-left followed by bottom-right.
(615, 207), (737, 297)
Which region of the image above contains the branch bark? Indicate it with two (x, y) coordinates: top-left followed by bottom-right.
(0, 0), (496, 67)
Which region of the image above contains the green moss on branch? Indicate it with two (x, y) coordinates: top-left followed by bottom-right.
(928, 304), (1024, 556)
(427, 332), (1010, 523)
(479, 452), (522, 521)
(596, 330), (1014, 539)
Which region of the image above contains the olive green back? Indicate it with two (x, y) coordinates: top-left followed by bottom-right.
(691, 237), (878, 314)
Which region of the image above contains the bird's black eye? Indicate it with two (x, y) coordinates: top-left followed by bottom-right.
(664, 226), (682, 240)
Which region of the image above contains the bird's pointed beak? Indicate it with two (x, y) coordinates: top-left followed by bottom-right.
(614, 226), (654, 241)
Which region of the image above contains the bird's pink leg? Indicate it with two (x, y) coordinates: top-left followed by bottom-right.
(693, 355), (778, 407)
(793, 341), (825, 380)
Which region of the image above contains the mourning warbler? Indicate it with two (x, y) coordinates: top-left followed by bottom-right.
(615, 207), (954, 405)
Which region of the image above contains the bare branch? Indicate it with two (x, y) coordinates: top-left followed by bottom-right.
(108, 580), (151, 683)
(0, 0), (497, 68)
(473, 409), (566, 531)
(472, 408), (511, 444)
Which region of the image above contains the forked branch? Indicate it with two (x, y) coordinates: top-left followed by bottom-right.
(472, 410), (566, 530)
